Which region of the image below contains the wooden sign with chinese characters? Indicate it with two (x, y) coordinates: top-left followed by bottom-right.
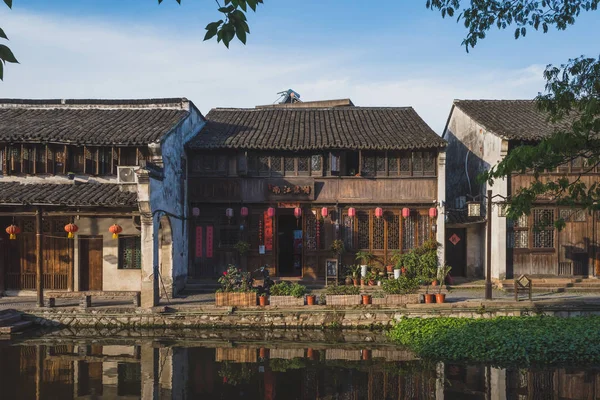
(263, 211), (273, 251)
(206, 226), (214, 258)
(278, 203), (300, 209)
(266, 179), (314, 200)
(195, 226), (203, 258)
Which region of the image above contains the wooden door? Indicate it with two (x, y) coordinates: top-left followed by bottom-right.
(445, 228), (467, 277)
(80, 236), (103, 291)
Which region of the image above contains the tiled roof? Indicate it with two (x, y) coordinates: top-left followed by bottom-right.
(0, 182), (137, 207)
(0, 98), (191, 145)
(188, 107), (445, 151)
(453, 100), (574, 141)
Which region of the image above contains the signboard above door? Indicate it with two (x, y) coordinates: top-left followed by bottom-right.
(266, 179), (315, 201)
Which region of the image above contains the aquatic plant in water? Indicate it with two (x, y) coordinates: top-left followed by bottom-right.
(388, 316), (600, 366)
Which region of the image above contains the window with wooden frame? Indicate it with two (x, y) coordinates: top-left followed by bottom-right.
(343, 214), (355, 251)
(118, 236), (142, 270)
(386, 212), (400, 250)
(402, 214), (417, 251)
(305, 211), (318, 251)
(218, 214), (239, 248)
(271, 155), (283, 176)
(508, 214), (529, 249)
(297, 156), (310, 176)
(7, 146), (20, 174)
(418, 213), (432, 244)
(70, 147), (85, 173)
(21, 145), (34, 174)
(0, 147), (3, 174)
(533, 209), (555, 249)
(559, 208), (586, 223)
(329, 152), (340, 176)
(311, 155), (322, 176)
(362, 152), (376, 176)
(35, 145), (46, 174)
(373, 214), (385, 250)
(119, 147), (138, 166)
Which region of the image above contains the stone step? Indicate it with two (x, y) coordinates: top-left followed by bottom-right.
(0, 313), (22, 327)
(0, 320), (32, 335)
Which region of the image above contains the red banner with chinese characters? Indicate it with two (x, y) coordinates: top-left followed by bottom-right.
(206, 226), (214, 258)
(195, 226), (203, 258)
(264, 211), (273, 251)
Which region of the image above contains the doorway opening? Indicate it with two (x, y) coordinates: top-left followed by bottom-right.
(277, 214), (302, 277)
(80, 235), (103, 291)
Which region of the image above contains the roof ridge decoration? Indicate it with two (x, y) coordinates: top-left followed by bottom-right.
(0, 98), (189, 110)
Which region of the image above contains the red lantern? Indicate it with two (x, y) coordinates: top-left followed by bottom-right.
(429, 207), (438, 218)
(64, 223), (79, 239)
(375, 207), (383, 218)
(321, 207), (328, 218)
(5, 224), (20, 240)
(109, 224), (123, 239)
(402, 208), (411, 218)
(241, 207), (249, 218)
(348, 207), (356, 218)
(267, 207), (276, 218)
(294, 207), (302, 219)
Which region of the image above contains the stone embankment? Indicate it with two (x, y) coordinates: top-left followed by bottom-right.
(19, 300), (600, 330)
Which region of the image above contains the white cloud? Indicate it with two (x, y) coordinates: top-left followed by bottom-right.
(0, 10), (546, 133)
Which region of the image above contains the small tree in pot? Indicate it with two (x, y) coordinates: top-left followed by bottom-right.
(355, 250), (376, 278)
(435, 265), (452, 303)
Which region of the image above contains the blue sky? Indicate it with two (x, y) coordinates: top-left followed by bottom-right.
(0, 1), (597, 132)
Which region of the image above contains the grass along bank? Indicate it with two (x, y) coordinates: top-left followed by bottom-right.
(388, 316), (600, 366)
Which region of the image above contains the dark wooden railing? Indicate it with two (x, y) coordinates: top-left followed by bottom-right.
(5, 273), (68, 290)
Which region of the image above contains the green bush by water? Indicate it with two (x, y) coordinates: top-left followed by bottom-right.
(270, 281), (308, 298)
(388, 316), (600, 366)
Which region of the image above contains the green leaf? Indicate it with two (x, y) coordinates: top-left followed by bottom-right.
(235, 25), (247, 44)
(0, 61), (3, 81)
(0, 27), (7, 40)
(3, 0), (12, 9)
(205, 20), (223, 31)
(204, 28), (218, 41)
(0, 44), (18, 64)
(218, 6), (235, 13)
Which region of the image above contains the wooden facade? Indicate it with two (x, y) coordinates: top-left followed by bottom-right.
(508, 173), (600, 277)
(188, 150), (441, 279)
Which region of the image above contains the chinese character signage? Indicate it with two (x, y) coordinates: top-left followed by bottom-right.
(264, 211), (273, 251)
(195, 226), (203, 258)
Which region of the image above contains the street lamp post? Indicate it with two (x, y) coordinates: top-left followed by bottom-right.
(485, 189), (493, 300)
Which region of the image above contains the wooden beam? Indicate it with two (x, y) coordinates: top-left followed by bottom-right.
(36, 206), (44, 307)
(63, 145), (68, 175)
(0, 211), (139, 217)
(20, 144), (25, 174)
(33, 146), (37, 174)
(95, 147), (100, 175)
(45, 144), (50, 175)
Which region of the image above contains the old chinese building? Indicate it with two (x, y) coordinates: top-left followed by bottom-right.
(187, 99), (447, 279)
(0, 98), (205, 306)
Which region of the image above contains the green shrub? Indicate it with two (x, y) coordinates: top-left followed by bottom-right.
(388, 316), (600, 366)
(325, 285), (360, 295)
(382, 275), (420, 294)
(270, 281), (308, 298)
(216, 265), (256, 293)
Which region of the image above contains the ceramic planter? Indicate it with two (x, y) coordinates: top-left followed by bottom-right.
(360, 265), (368, 277)
(385, 294), (421, 305)
(435, 293), (446, 303)
(215, 292), (257, 307)
(424, 294), (435, 304)
(393, 269), (401, 279)
(353, 278), (358, 287)
(306, 295), (316, 305)
(362, 294), (372, 305)
(259, 296), (269, 306)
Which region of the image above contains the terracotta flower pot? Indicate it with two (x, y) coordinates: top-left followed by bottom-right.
(353, 279), (358, 287)
(362, 349), (372, 361)
(368, 280), (375, 286)
(259, 296), (269, 306)
(386, 265), (393, 273)
(424, 294), (435, 304)
(360, 279), (365, 286)
(307, 348), (318, 360)
(306, 295), (316, 305)
(401, 267), (407, 274)
(435, 293), (446, 303)
(362, 294), (372, 305)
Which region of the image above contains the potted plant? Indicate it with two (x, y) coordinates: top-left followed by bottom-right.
(259, 293), (269, 306)
(269, 281), (307, 306)
(417, 240), (439, 304)
(361, 293), (372, 305)
(381, 275), (421, 305)
(366, 271), (376, 286)
(435, 265), (452, 303)
(385, 258), (394, 274)
(306, 293), (316, 305)
(345, 275), (353, 286)
(355, 250), (376, 278)
(390, 249), (404, 279)
(330, 240), (345, 257)
(324, 285), (361, 305)
(350, 265), (361, 286)
(215, 265), (257, 306)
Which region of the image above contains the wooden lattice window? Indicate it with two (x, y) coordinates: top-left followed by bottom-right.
(218, 213), (239, 248)
(508, 214), (529, 249)
(9, 146), (21, 174)
(22, 219), (35, 233)
(376, 154), (386, 176)
(284, 157), (295, 176)
(388, 153), (399, 176)
(357, 212), (370, 249)
(423, 152), (436, 176)
(402, 214), (416, 250)
(298, 156), (309, 176)
(373, 215), (384, 250)
(343, 215), (354, 250)
(560, 209), (586, 222)
(258, 155), (270, 176)
(400, 153), (411, 176)
(412, 152), (424, 176)
(247, 154), (258, 175)
(418, 214), (431, 245)
(271, 156), (283, 176)
(118, 236), (141, 269)
(386, 213), (400, 249)
(362, 153), (375, 176)
(533, 209), (554, 248)
(311, 155), (322, 176)
(35, 145), (46, 173)
(305, 211), (317, 251)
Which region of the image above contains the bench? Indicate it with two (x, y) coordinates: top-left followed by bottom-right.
(45, 291), (141, 308)
(514, 275), (532, 301)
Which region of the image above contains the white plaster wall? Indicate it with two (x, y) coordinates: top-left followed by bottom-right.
(437, 149), (447, 267)
(445, 106), (509, 279)
(466, 224), (484, 277)
(148, 102), (206, 295)
(73, 217), (141, 291)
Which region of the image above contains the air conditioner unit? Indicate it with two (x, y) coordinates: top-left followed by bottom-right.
(118, 166), (138, 184)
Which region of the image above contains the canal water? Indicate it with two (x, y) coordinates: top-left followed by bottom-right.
(0, 329), (598, 399)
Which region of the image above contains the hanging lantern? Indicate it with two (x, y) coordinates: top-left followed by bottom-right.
(321, 207), (328, 218)
(402, 208), (411, 218)
(267, 207), (276, 218)
(375, 207), (383, 219)
(241, 207), (249, 218)
(64, 223), (79, 239)
(109, 224), (123, 239)
(294, 207), (302, 219)
(226, 208), (234, 224)
(5, 224), (20, 240)
(429, 207), (438, 218)
(192, 207), (200, 217)
(348, 207), (356, 218)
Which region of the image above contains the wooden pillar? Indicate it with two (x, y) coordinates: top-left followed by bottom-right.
(36, 206), (44, 307)
(35, 345), (43, 400)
